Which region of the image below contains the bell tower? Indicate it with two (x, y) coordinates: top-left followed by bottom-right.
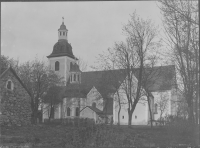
(58, 17), (68, 41)
(47, 18), (77, 83)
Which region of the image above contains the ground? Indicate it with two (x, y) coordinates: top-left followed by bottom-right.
(0, 123), (196, 148)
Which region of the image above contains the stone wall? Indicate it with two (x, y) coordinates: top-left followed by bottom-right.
(0, 70), (31, 126)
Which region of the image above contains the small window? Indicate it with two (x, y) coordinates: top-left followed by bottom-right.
(74, 74), (76, 81)
(154, 103), (158, 114)
(55, 61), (59, 71)
(63, 32), (65, 36)
(92, 102), (96, 108)
(67, 107), (70, 116)
(122, 116), (124, 119)
(76, 107), (79, 116)
(77, 74), (80, 82)
(135, 115), (137, 119)
(7, 81), (12, 89)
(6, 80), (13, 90)
(60, 32), (61, 36)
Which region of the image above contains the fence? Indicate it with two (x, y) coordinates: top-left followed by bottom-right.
(43, 117), (95, 127)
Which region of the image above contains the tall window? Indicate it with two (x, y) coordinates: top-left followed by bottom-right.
(67, 107), (70, 116)
(63, 32), (65, 35)
(70, 75), (72, 82)
(74, 74), (76, 81)
(77, 74), (80, 82)
(76, 107), (79, 116)
(154, 103), (158, 114)
(55, 61), (59, 71)
(60, 32), (61, 36)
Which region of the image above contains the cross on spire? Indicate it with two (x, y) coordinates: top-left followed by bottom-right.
(62, 17), (64, 23)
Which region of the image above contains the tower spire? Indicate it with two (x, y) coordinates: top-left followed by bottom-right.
(62, 17), (64, 23)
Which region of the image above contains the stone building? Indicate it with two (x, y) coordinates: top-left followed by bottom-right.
(0, 67), (31, 126)
(43, 20), (177, 125)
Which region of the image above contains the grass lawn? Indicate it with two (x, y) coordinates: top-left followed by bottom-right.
(0, 124), (196, 148)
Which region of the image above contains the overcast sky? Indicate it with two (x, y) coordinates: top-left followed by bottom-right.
(1, 1), (163, 70)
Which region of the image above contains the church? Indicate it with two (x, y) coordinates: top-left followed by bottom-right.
(42, 20), (177, 125)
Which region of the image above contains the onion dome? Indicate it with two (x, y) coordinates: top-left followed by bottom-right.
(47, 40), (76, 59)
(58, 22), (68, 31)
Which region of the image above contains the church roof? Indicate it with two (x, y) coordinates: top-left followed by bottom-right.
(62, 65), (176, 98)
(58, 22), (68, 31)
(69, 63), (81, 72)
(63, 69), (126, 98)
(80, 106), (103, 115)
(0, 67), (31, 97)
(47, 40), (76, 59)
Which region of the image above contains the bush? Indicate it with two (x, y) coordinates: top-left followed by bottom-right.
(43, 118), (95, 128)
(163, 115), (195, 146)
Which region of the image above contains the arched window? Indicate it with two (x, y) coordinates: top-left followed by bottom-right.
(67, 107), (70, 116)
(63, 32), (65, 36)
(6, 80), (13, 90)
(7, 81), (12, 89)
(55, 61), (59, 71)
(154, 103), (158, 114)
(76, 107), (79, 116)
(92, 102), (96, 108)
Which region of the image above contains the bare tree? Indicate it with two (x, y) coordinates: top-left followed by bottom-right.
(159, 0), (199, 125)
(18, 57), (63, 124)
(43, 86), (63, 120)
(113, 12), (160, 126)
(156, 92), (169, 122)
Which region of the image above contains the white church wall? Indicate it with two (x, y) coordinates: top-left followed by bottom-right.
(113, 75), (149, 125)
(49, 57), (66, 80)
(65, 56), (76, 82)
(87, 87), (103, 111)
(48, 56), (76, 83)
(152, 90), (172, 120)
(113, 94), (149, 125)
(42, 103), (49, 121)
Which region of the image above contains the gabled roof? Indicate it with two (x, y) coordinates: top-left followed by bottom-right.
(0, 67), (31, 97)
(62, 65), (176, 98)
(63, 69), (126, 98)
(80, 106), (103, 115)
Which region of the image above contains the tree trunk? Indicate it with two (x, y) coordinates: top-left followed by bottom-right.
(128, 113), (132, 127)
(188, 103), (195, 124)
(128, 109), (133, 127)
(147, 95), (153, 128)
(117, 105), (121, 125)
(32, 109), (38, 124)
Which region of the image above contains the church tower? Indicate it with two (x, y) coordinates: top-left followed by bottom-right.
(47, 18), (78, 83)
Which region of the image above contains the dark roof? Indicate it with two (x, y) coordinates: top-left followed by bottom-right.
(62, 65), (176, 98)
(58, 22), (68, 31)
(47, 40), (76, 59)
(80, 106), (103, 114)
(139, 65), (176, 92)
(0, 67), (31, 97)
(70, 63), (81, 72)
(63, 69), (126, 98)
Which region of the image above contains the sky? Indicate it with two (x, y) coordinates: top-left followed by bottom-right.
(1, 1), (163, 70)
